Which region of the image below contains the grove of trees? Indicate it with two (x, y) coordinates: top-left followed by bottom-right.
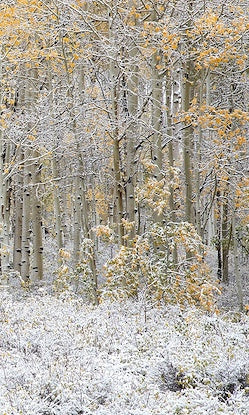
(0, 0), (248, 310)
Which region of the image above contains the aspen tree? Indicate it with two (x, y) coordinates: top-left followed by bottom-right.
(52, 156), (63, 254)
(45, 65), (63, 257)
(0, 57), (8, 273)
(20, 70), (33, 281)
(125, 0), (139, 240)
(31, 148), (44, 281)
(166, 72), (180, 264)
(150, 8), (163, 224)
(21, 67), (44, 281)
(151, 16), (163, 177)
(55, 3), (82, 266)
(13, 150), (23, 273)
(108, 0), (124, 245)
(55, 3), (99, 299)
(182, 1), (194, 225)
(20, 150), (31, 281)
(13, 76), (26, 273)
(232, 198), (244, 311)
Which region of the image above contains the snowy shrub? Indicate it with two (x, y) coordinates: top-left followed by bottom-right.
(0, 291), (248, 414)
(52, 240), (96, 302)
(102, 222), (219, 311)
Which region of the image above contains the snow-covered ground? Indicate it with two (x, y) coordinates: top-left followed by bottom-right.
(0, 290), (248, 414)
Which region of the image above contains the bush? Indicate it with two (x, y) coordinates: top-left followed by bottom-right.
(101, 222), (220, 311)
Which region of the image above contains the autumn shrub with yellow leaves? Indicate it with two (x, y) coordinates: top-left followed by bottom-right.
(53, 240), (96, 302)
(101, 222), (220, 312)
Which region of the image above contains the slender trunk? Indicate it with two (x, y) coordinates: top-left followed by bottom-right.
(79, 159), (98, 305)
(13, 169), (23, 273)
(151, 50), (163, 224)
(182, 61), (193, 224)
(31, 150), (43, 281)
(80, 174), (90, 238)
(232, 212), (243, 311)
(221, 190), (230, 284)
(151, 56), (163, 179)
(13, 206), (23, 272)
(109, 5), (124, 244)
(48, 72), (63, 256)
(215, 187), (222, 280)
(72, 173), (81, 266)
(21, 153), (31, 281)
(182, 0), (194, 225)
(126, 44), (138, 239)
(125, 1), (142, 242)
(4, 143), (12, 260)
(0, 55), (11, 272)
(113, 135), (124, 244)
(166, 75), (177, 222)
(195, 74), (204, 238)
(166, 76), (178, 264)
(52, 157), (63, 256)
(0, 131), (9, 272)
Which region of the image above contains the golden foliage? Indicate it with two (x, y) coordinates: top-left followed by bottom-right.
(102, 223), (219, 312)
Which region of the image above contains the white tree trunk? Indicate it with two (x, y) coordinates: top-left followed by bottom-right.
(21, 153), (31, 281)
(31, 150), (43, 281)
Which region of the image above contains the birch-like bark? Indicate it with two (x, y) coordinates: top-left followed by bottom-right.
(109, 3), (124, 244)
(16, 72), (28, 281)
(21, 153), (31, 281)
(4, 143), (11, 260)
(182, 1), (194, 225)
(72, 172), (81, 266)
(151, 29), (162, 179)
(0, 55), (11, 273)
(221, 186), (231, 284)
(31, 150), (43, 281)
(48, 71), (63, 257)
(52, 157), (63, 255)
(195, 73), (204, 238)
(151, 51), (163, 224)
(232, 210), (243, 311)
(13, 157), (23, 273)
(126, 22), (139, 240)
(182, 62), (193, 225)
(0, 131), (9, 272)
(215, 187), (222, 280)
(166, 75), (179, 264)
(166, 74), (178, 223)
(59, 13), (99, 299)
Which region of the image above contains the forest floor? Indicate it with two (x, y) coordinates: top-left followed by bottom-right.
(0, 290), (248, 414)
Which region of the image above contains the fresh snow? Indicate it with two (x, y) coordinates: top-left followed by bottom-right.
(0, 290), (248, 414)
